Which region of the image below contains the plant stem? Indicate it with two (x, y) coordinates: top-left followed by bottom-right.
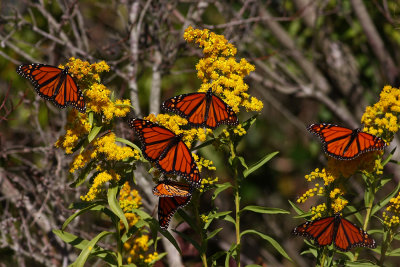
(378, 229), (392, 266)
(230, 140), (241, 267)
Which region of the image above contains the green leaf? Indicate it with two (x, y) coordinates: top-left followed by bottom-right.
(174, 229), (202, 252)
(241, 229), (292, 261)
(116, 137), (142, 155)
(88, 112), (94, 127)
(73, 231), (113, 267)
(62, 202), (106, 230)
(107, 184), (129, 231)
(178, 209), (197, 230)
(192, 138), (215, 151)
(244, 151), (279, 178)
(205, 211), (232, 229)
(223, 215), (236, 225)
(371, 182), (400, 216)
(88, 126), (102, 143)
(288, 200), (304, 215)
(158, 229), (182, 254)
(382, 147), (396, 166)
(212, 182), (232, 200)
(237, 156), (248, 169)
(240, 206), (289, 215)
(344, 261), (379, 266)
(206, 228), (223, 240)
(386, 247), (400, 256)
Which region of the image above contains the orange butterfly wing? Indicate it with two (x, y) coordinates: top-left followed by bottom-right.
(158, 195), (191, 229)
(129, 119), (201, 186)
(335, 217), (376, 251)
(161, 89), (238, 129)
(293, 215), (376, 252)
(293, 216), (335, 247)
(152, 181), (192, 197)
(16, 64), (85, 112)
(308, 123), (386, 160)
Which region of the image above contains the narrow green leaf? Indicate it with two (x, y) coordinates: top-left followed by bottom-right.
(223, 215), (236, 225)
(116, 137), (142, 155)
(240, 206), (289, 215)
(107, 184), (129, 230)
(371, 182), (400, 216)
(244, 151), (279, 178)
(53, 230), (117, 265)
(62, 202), (106, 230)
(344, 261), (379, 266)
(178, 209), (197, 230)
(158, 229), (182, 254)
(382, 147), (396, 166)
(212, 182), (232, 200)
(88, 112), (94, 127)
(74, 231), (113, 267)
(88, 126), (102, 143)
(174, 230), (202, 252)
(237, 156), (248, 170)
(206, 228), (223, 240)
(386, 247), (400, 256)
(288, 200), (306, 215)
(241, 229), (292, 261)
(192, 138), (215, 151)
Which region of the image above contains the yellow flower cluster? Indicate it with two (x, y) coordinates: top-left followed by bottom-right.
(81, 170), (120, 201)
(331, 197), (348, 214)
(383, 191), (400, 228)
(184, 26), (263, 114)
(201, 214), (209, 223)
(63, 58), (131, 120)
(305, 168), (336, 186)
(55, 110), (91, 154)
(192, 154), (216, 172)
(362, 85), (400, 142)
(199, 176), (219, 192)
(69, 133), (139, 173)
(119, 182), (142, 213)
(311, 203), (327, 220)
(233, 124), (246, 136)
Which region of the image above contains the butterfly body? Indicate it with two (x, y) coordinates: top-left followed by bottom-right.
(129, 119), (201, 186)
(16, 63), (86, 112)
(308, 123), (386, 160)
(293, 214), (376, 251)
(162, 88), (238, 129)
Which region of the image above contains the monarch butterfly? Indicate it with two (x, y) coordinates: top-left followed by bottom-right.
(293, 214), (376, 251)
(308, 123), (386, 160)
(153, 181), (192, 197)
(129, 119), (201, 186)
(158, 194), (192, 229)
(16, 63), (86, 112)
(161, 88), (238, 129)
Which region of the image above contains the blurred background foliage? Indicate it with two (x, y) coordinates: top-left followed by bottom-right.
(1, 0), (400, 266)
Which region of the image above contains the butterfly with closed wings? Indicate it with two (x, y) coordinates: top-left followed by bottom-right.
(16, 63), (86, 112)
(152, 181), (192, 229)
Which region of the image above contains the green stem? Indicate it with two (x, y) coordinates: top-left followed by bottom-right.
(354, 175), (376, 262)
(230, 140), (241, 267)
(319, 248), (327, 267)
(194, 193), (208, 267)
(378, 230), (392, 266)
